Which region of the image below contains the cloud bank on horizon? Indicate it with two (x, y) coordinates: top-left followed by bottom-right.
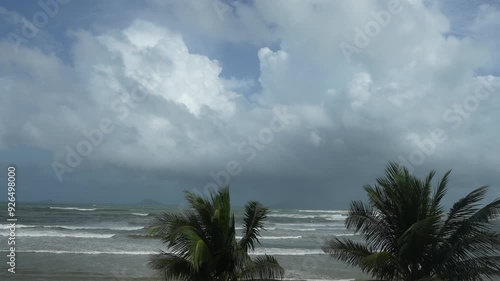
(0, 0), (499, 208)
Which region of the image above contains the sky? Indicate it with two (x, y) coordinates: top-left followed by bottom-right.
(0, 0), (499, 208)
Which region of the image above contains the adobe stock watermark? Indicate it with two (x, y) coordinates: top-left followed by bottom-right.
(297, 234), (329, 277)
(178, 105), (296, 208)
(51, 67), (160, 182)
(339, 0), (420, 63)
(7, 0), (70, 54)
(398, 77), (496, 173)
(212, 0), (232, 21)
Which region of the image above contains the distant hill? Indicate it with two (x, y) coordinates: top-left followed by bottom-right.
(136, 199), (164, 206)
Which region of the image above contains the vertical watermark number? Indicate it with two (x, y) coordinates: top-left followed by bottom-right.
(6, 166), (17, 274)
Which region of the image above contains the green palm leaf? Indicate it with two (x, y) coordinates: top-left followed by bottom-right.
(240, 255), (285, 280)
(325, 162), (500, 281)
(148, 186), (283, 280)
(239, 201), (268, 251)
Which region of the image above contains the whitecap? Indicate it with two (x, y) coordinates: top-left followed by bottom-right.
(0, 224), (37, 229)
(45, 225), (143, 231)
(250, 248), (325, 256)
(49, 207), (97, 211)
(236, 235), (302, 240)
(0, 230), (114, 238)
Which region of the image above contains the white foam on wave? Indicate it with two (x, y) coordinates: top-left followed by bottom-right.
(268, 212), (346, 221)
(131, 213), (149, 216)
(281, 228), (317, 231)
(261, 235), (302, 239)
(7, 250), (154, 255)
(277, 226), (346, 232)
(0, 230), (114, 239)
(273, 223), (344, 228)
(6, 247), (327, 257)
(0, 224), (37, 229)
(50, 207), (97, 211)
(46, 225), (144, 231)
(298, 210), (348, 214)
(250, 248), (325, 256)
(320, 214), (346, 221)
(235, 227), (276, 231)
(268, 214), (316, 219)
(0, 224), (141, 231)
(236, 235), (302, 240)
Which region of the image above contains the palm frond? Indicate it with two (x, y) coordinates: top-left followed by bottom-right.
(211, 186), (232, 228)
(149, 251), (196, 281)
(430, 170), (451, 215)
(323, 237), (374, 267)
(397, 216), (440, 261)
(149, 186), (283, 280)
(240, 255), (284, 280)
(446, 190), (500, 244)
(326, 162), (500, 281)
(239, 201), (268, 251)
(183, 229), (212, 270)
(345, 200), (395, 252)
(441, 186), (489, 235)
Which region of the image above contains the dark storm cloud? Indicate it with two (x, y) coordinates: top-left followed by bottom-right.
(1, 0), (499, 208)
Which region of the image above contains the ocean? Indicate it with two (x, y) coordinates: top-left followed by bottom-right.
(0, 203), (498, 281)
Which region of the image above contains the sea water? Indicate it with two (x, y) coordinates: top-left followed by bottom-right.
(0, 203), (498, 281)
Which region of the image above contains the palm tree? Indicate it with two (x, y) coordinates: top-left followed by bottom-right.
(323, 162), (500, 281)
(148, 186), (284, 281)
